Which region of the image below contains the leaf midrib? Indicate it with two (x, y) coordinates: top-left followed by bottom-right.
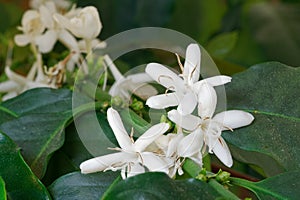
(231, 108), (300, 122)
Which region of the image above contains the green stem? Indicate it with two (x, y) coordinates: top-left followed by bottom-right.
(71, 101), (103, 118)
(208, 179), (240, 200)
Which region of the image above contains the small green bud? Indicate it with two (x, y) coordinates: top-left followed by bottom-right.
(196, 173), (207, 182)
(130, 99), (144, 111)
(216, 171), (231, 183)
(111, 96), (123, 107)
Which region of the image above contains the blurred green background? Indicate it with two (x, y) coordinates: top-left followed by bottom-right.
(0, 0), (299, 76)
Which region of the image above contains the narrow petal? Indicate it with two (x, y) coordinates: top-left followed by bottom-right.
(134, 123), (169, 152)
(141, 152), (169, 174)
(168, 110), (201, 131)
(5, 67), (28, 85)
(146, 63), (184, 91)
(132, 84), (158, 100)
(204, 75), (232, 86)
(177, 92), (197, 115)
(0, 80), (19, 93)
(80, 152), (135, 174)
(146, 92), (181, 109)
(213, 110), (254, 130)
(2, 92), (18, 101)
(189, 151), (203, 167)
(212, 137), (233, 167)
(35, 30), (58, 53)
(166, 133), (184, 157)
(177, 129), (204, 158)
(183, 43), (201, 83)
(195, 82), (217, 118)
(39, 4), (54, 29)
(58, 29), (79, 51)
(107, 108), (134, 151)
(14, 34), (30, 46)
(104, 55), (123, 81)
(127, 73), (155, 84)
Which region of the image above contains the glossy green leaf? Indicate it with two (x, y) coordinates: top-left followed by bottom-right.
(224, 62), (300, 175)
(103, 172), (221, 200)
(231, 171), (300, 200)
(0, 176), (6, 200)
(0, 88), (73, 178)
(0, 132), (50, 199)
(49, 171), (119, 200)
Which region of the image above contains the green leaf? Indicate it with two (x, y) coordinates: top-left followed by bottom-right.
(0, 176), (6, 200)
(231, 171), (300, 200)
(102, 172), (221, 200)
(48, 171), (119, 200)
(0, 132), (51, 199)
(224, 62), (300, 175)
(0, 88), (73, 178)
(206, 32), (238, 59)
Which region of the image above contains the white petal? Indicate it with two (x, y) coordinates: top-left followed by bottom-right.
(107, 108), (134, 151)
(177, 92), (197, 115)
(58, 29), (79, 51)
(166, 133), (184, 157)
(183, 43), (201, 83)
(132, 84), (158, 100)
(189, 151), (203, 167)
(204, 75), (232, 86)
(146, 63), (184, 91)
(35, 30), (58, 53)
(167, 110), (201, 131)
(213, 110), (254, 130)
(127, 73), (155, 84)
(80, 152), (135, 174)
(134, 123), (169, 152)
(196, 82), (217, 118)
(212, 137), (233, 167)
(127, 163), (145, 178)
(2, 91), (18, 101)
(177, 129), (204, 158)
(0, 80), (20, 93)
(14, 34), (31, 46)
(39, 4), (54, 29)
(141, 152), (169, 174)
(5, 67), (28, 85)
(155, 134), (177, 153)
(146, 92), (181, 109)
(103, 55), (123, 81)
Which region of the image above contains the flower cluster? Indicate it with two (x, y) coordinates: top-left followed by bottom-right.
(80, 44), (254, 179)
(0, 0), (104, 101)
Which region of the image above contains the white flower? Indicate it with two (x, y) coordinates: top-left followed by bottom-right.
(158, 130), (204, 177)
(146, 43), (231, 115)
(168, 108), (254, 167)
(80, 108), (170, 179)
(35, 2), (79, 54)
(14, 10), (45, 47)
(54, 6), (102, 40)
(103, 55), (157, 100)
(0, 57), (55, 101)
(30, 0), (71, 11)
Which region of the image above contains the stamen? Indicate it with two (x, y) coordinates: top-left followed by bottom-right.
(158, 74), (174, 83)
(130, 127), (134, 143)
(175, 53), (184, 73)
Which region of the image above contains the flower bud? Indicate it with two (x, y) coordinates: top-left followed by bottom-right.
(54, 6), (102, 40)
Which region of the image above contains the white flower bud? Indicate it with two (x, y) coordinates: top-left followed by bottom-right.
(54, 6), (102, 40)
